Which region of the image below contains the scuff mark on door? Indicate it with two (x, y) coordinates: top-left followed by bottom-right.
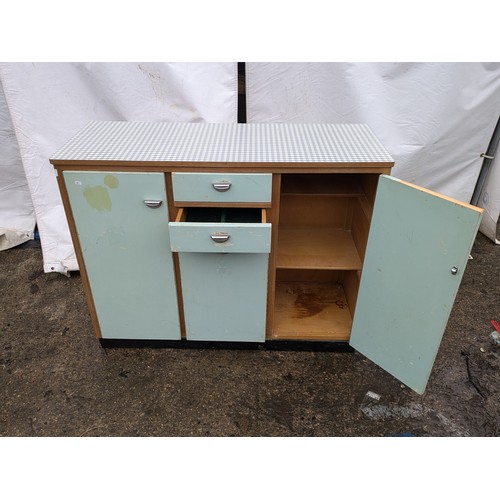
(83, 185), (112, 211)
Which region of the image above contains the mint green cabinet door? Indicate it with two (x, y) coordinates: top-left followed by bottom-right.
(350, 175), (483, 394)
(179, 253), (269, 342)
(63, 171), (181, 340)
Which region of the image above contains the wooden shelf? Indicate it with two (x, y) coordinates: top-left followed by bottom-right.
(280, 174), (364, 196)
(272, 281), (352, 340)
(276, 227), (362, 270)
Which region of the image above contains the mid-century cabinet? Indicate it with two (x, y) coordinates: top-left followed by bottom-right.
(51, 122), (483, 393)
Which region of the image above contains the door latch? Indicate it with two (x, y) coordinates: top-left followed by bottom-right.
(144, 200), (163, 209)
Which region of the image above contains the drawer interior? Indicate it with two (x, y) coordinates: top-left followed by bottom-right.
(177, 207), (266, 224)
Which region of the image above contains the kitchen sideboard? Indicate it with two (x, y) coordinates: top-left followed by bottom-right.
(50, 122), (483, 393)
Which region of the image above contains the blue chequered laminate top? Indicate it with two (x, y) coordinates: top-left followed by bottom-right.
(50, 122), (394, 164)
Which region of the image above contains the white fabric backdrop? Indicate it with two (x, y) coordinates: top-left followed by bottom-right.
(0, 62), (237, 272)
(247, 62), (500, 227)
(1, 62), (499, 274)
(0, 79), (36, 250)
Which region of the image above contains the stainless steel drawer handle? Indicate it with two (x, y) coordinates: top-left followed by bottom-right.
(144, 200), (163, 209)
(212, 182), (232, 192)
(210, 233), (230, 243)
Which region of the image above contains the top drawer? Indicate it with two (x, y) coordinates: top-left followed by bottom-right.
(171, 172), (272, 205)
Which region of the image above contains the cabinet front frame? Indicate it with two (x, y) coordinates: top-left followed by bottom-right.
(54, 163), (392, 343)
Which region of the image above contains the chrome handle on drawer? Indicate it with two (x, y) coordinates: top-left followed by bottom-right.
(144, 200), (163, 209)
(212, 182), (232, 192)
(210, 232), (230, 243)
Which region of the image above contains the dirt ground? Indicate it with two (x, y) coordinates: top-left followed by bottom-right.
(1, 225), (499, 437)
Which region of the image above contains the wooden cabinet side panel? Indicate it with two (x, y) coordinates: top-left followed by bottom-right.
(57, 172), (103, 339)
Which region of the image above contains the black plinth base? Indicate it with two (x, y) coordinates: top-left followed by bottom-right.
(99, 338), (354, 352)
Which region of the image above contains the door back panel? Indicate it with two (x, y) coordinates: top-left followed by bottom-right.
(350, 175), (483, 394)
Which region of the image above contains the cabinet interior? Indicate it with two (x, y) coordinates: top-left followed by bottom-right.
(272, 173), (378, 341)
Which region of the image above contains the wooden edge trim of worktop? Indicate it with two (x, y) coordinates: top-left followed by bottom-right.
(56, 172), (103, 339)
(164, 173), (187, 339)
(52, 161), (395, 173)
(265, 173), (281, 339)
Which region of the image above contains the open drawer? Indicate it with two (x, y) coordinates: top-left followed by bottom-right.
(169, 207), (271, 254)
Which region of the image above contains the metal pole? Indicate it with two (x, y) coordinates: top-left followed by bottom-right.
(237, 62), (247, 124)
(471, 115), (500, 206)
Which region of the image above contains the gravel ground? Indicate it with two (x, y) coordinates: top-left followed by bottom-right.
(1, 225), (499, 438)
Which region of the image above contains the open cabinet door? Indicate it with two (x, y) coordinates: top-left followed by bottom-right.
(349, 175), (483, 394)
